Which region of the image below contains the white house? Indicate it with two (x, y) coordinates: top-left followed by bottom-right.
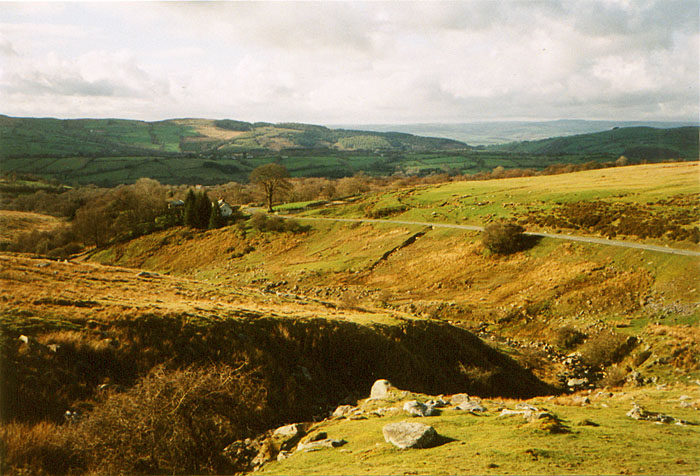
(217, 199), (234, 217)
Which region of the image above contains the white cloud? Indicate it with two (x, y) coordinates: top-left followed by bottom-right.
(0, 1), (697, 123)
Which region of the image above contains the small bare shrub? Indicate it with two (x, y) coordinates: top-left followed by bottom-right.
(598, 365), (627, 388)
(553, 326), (587, 350)
(73, 364), (267, 475)
(579, 332), (633, 369)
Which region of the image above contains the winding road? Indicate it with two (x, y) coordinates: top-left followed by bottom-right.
(279, 214), (700, 257)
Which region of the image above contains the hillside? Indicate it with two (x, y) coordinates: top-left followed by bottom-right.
(0, 115), (468, 159)
(339, 119), (700, 145)
(2, 163), (699, 475)
(490, 126), (699, 159)
(1, 115), (697, 187)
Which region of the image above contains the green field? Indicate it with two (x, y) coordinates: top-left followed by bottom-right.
(1, 115), (697, 186)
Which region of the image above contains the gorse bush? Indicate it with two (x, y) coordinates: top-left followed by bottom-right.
(482, 223), (527, 254)
(73, 364), (268, 475)
(249, 213), (307, 233)
(579, 332), (635, 369)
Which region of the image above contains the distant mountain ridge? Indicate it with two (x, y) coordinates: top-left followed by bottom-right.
(340, 120), (699, 146)
(0, 115), (469, 159)
(0, 115), (696, 186)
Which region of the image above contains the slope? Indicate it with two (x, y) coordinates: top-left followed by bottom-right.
(491, 126), (699, 159)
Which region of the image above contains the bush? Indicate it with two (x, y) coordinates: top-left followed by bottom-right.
(482, 223), (527, 254)
(249, 213), (308, 233)
(553, 326), (587, 350)
(72, 364), (267, 475)
(579, 332), (635, 369)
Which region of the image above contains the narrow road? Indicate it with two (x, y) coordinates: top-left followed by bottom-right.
(280, 214), (700, 257)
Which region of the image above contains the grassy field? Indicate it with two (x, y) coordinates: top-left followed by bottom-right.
(259, 385), (700, 475)
(299, 162), (700, 248)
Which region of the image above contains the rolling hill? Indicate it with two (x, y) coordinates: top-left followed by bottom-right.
(0, 115), (697, 187)
(490, 126), (699, 159)
(0, 115), (468, 159)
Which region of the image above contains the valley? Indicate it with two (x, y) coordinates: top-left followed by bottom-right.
(1, 141), (699, 475)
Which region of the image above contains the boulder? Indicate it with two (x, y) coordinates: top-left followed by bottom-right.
(370, 379), (393, 399)
(450, 393), (470, 405)
(273, 423), (304, 440)
(403, 400), (438, 417)
(383, 421), (438, 449)
(456, 400), (486, 413)
(332, 405), (356, 418)
(298, 438), (347, 452)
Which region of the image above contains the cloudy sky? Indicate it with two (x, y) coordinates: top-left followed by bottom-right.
(1, 1), (698, 124)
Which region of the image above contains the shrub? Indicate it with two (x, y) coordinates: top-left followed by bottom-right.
(553, 326), (587, 350)
(249, 213), (308, 233)
(482, 223), (527, 254)
(579, 332), (635, 369)
(72, 364), (268, 475)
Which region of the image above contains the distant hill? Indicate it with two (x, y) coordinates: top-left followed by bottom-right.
(0, 115), (469, 159)
(489, 126), (699, 159)
(340, 120), (699, 145)
(0, 115), (696, 186)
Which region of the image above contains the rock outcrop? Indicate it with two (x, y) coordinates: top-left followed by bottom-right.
(383, 421), (438, 449)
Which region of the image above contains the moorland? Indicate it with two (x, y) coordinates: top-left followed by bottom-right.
(0, 120), (698, 475)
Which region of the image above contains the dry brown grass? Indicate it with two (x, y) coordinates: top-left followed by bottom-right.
(0, 421), (80, 475)
(0, 210), (64, 244)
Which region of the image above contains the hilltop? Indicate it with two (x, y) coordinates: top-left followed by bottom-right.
(0, 115), (468, 158)
(1, 115), (697, 186)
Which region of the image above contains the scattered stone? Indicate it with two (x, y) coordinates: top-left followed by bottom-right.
(35, 262), (49, 268)
(306, 431), (327, 442)
(273, 423), (304, 440)
(572, 395), (591, 405)
(403, 400), (438, 417)
(456, 401), (487, 413)
(332, 405), (356, 418)
(499, 408), (532, 417)
(626, 404), (674, 424)
(383, 421), (438, 449)
(450, 393), (470, 405)
(370, 379), (393, 399)
(298, 438), (347, 452)
(276, 450), (292, 461)
(18, 335), (30, 345)
(137, 271), (156, 278)
(567, 377), (588, 388)
(625, 370), (645, 386)
(426, 397), (448, 408)
(515, 403), (538, 411)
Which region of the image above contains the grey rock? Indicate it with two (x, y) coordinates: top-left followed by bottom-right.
(456, 400), (486, 413)
(515, 403), (538, 411)
(332, 405), (356, 418)
(370, 379), (393, 399)
(567, 377), (588, 388)
(298, 438), (347, 452)
(499, 408), (532, 417)
(273, 423), (304, 440)
(383, 421), (438, 449)
(627, 404), (674, 423)
(450, 393), (470, 405)
(277, 450), (292, 461)
(403, 400), (438, 417)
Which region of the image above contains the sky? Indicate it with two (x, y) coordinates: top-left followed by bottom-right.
(1, 1), (698, 124)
